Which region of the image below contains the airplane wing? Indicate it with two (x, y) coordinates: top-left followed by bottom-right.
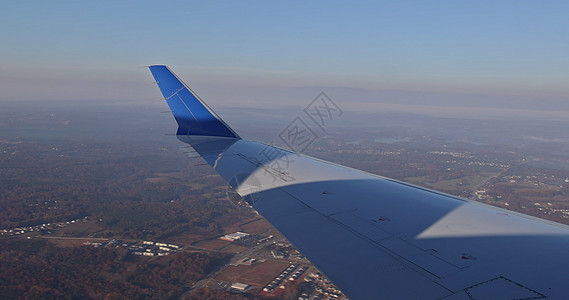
(149, 65), (569, 299)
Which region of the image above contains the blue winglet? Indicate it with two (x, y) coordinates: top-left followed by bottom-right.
(149, 65), (240, 138)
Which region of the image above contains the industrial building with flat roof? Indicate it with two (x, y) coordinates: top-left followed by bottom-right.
(219, 231), (250, 242)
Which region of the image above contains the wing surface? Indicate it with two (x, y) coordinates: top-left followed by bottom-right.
(149, 65), (569, 299)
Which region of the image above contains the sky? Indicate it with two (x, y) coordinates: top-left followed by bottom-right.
(1, 1), (569, 117)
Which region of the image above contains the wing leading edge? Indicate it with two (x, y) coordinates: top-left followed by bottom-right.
(149, 65), (569, 299)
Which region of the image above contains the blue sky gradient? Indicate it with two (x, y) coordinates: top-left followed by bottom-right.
(1, 1), (568, 113)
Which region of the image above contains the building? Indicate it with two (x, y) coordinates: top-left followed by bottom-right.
(231, 282), (249, 291)
(219, 231), (250, 242)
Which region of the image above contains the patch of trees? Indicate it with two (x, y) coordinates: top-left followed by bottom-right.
(0, 140), (255, 240)
(0, 239), (226, 299)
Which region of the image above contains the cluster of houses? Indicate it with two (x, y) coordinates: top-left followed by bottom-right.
(84, 239), (181, 257)
(263, 264), (307, 293)
(302, 272), (346, 299)
(0, 217), (87, 237)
